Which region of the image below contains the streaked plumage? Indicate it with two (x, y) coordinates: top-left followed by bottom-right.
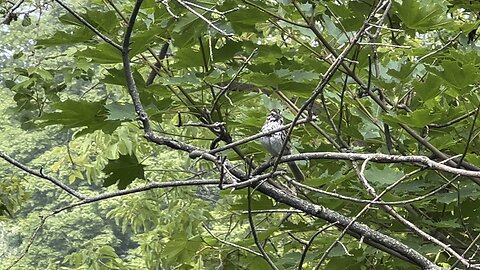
(260, 109), (305, 182)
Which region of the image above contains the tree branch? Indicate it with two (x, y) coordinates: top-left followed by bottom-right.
(54, 0), (122, 50)
(254, 152), (480, 179)
(122, 0), (151, 133)
(247, 187), (279, 270)
(0, 151), (86, 200)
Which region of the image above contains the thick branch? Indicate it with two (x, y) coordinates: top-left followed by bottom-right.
(255, 182), (441, 270)
(122, 0), (151, 133)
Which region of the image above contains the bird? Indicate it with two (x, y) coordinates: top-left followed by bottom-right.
(259, 109), (305, 182)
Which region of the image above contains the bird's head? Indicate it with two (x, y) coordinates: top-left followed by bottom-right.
(266, 109), (283, 122)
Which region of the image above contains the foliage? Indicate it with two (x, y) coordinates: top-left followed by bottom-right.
(1, 0), (480, 269)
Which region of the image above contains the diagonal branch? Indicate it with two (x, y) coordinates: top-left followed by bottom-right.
(53, 0), (122, 50)
(269, 0), (385, 181)
(0, 151), (86, 200)
(210, 48), (257, 113)
(1, 0), (24, 25)
(144, 133), (440, 268)
(247, 187), (279, 270)
(353, 161), (471, 268)
(173, 0), (233, 37)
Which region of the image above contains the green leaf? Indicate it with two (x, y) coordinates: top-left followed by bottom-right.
(225, 5), (269, 33)
(274, 68), (319, 83)
(84, 10), (118, 33)
(130, 25), (163, 56)
(395, 0), (451, 30)
(37, 28), (95, 46)
(174, 47), (205, 68)
(364, 165), (404, 185)
(427, 60), (479, 90)
(103, 153), (145, 189)
(383, 109), (441, 128)
(77, 43), (123, 64)
(413, 74), (443, 101)
(105, 102), (136, 121)
(157, 72), (201, 86)
(21, 14), (31, 26)
(39, 99), (121, 135)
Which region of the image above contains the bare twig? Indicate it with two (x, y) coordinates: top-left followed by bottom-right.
(173, 0), (233, 37)
(0, 152), (85, 199)
(450, 232), (480, 269)
(180, 121), (226, 129)
(458, 107), (480, 167)
(202, 224), (262, 256)
(353, 161), (471, 268)
(210, 48), (257, 113)
(160, 0), (180, 19)
(428, 110), (477, 128)
(357, 42), (411, 48)
(417, 32), (462, 63)
(298, 222), (338, 270)
(5, 215), (48, 270)
(291, 172), (456, 205)
(222, 171), (285, 189)
(241, 209), (303, 214)
(247, 187), (279, 270)
(254, 152), (480, 179)
(184, 1), (238, 15)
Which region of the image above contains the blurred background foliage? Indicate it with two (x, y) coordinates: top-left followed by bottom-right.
(0, 0), (480, 269)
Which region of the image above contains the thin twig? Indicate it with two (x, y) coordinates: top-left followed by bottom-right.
(357, 42), (411, 48)
(184, 1), (238, 15)
(428, 110), (477, 128)
(353, 161), (471, 268)
(202, 224), (262, 256)
(54, 0), (122, 50)
(5, 215), (48, 270)
(173, 0), (233, 37)
(0, 152), (85, 199)
(210, 48), (258, 113)
(450, 232), (480, 269)
(298, 222), (338, 270)
(457, 106), (480, 166)
(291, 172), (457, 205)
(160, 0), (179, 19)
(247, 187), (280, 270)
(417, 32), (462, 63)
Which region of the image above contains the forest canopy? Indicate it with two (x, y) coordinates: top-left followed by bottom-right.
(1, 0), (480, 269)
